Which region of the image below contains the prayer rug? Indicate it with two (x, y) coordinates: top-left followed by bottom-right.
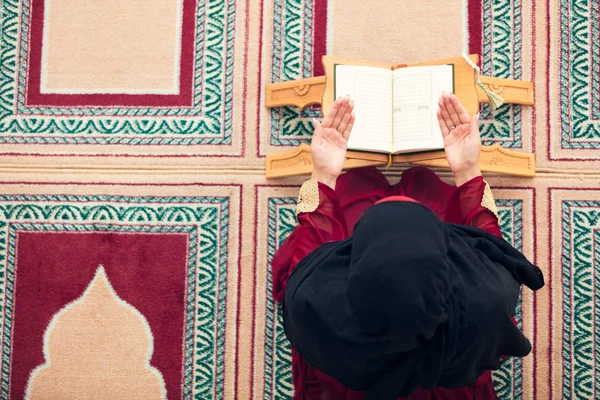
(257, 1), (600, 399)
(0, 178), (243, 399)
(0, 0), (252, 167)
(0, 0), (596, 399)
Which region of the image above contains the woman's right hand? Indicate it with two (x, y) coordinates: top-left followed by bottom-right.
(436, 92), (482, 186)
(310, 95), (355, 189)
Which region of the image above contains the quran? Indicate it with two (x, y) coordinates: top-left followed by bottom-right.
(264, 54), (537, 178)
(335, 63), (454, 154)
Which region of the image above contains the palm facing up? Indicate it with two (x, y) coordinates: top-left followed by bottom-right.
(311, 96), (355, 188)
(436, 92), (482, 186)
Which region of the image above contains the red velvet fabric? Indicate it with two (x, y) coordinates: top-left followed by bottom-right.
(272, 167), (504, 400)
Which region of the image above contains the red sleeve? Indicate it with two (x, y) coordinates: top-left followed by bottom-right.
(445, 176), (503, 238)
(271, 183), (348, 303)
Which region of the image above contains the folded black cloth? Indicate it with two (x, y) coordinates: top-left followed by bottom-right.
(283, 201), (544, 400)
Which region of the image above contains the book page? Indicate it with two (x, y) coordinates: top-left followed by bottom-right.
(391, 65), (453, 153)
(334, 65), (393, 153)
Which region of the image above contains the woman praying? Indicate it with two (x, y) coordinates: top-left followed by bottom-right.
(271, 93), (544, 400)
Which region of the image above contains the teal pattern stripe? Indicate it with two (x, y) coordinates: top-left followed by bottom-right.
(265, 197), (524, 399)
(559, 0), (600, 148)
(479, 0), (523, 148)
(0, 195), (229, 400)
(0, 0), (235, 144)
(492, 200), (525, 400)
(561, 201), (600, 399)
(592, 0), (599, 121)
(264, 197), (297, 400)
(269, 0), (320, 148)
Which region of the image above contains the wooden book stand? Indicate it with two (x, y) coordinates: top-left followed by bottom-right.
(265, 55), (536, 178)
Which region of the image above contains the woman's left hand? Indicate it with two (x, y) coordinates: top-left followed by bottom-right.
(310, 95), (355, 189)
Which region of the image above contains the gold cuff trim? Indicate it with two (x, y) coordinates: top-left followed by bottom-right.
(481, 181), (499, 219)
(296, 179), (319, 215)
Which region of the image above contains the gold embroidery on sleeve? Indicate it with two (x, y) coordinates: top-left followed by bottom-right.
(296, 179), (320, 215)
(481, 181), (499, 219)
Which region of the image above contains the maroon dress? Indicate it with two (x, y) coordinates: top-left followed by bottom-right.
(272, 167), (506, 400)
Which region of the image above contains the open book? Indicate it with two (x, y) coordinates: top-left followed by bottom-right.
(334, 64), (454, 154)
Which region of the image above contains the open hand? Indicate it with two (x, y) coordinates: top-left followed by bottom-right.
(311, 95), (355, 189)
(436, 92), (482, 186)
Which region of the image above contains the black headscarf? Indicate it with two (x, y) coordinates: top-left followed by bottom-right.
(282, 201), (544, 400)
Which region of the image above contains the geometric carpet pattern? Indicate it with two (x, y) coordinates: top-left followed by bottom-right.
(0, 0), (597, 398)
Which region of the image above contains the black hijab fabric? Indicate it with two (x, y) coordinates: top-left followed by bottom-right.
(282, 201), (544, 400)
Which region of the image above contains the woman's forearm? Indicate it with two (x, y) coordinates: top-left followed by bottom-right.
(454, 167), (482, 187)
(311, 170), (338, 190)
